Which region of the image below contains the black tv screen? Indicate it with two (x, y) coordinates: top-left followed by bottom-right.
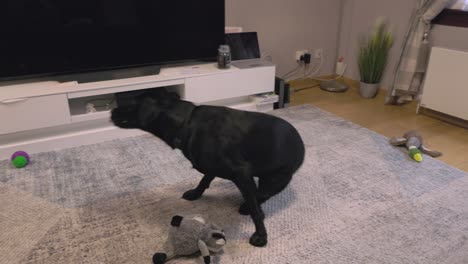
(0, 0), (225, 81)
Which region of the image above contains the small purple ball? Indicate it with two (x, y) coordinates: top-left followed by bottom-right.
(11, 151), (30, 162)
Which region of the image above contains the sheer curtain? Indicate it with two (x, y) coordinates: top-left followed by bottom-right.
(386, 0), (453, 105)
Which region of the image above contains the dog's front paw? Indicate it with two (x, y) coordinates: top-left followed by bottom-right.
(152, 253), (167, 264)
(182, 189), (202, 201)
(249, 232), (268, 247)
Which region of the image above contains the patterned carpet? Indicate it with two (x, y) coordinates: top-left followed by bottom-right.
(1, 105), (467, 264)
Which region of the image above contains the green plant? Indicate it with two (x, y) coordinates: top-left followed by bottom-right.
(358, 19), (394, 84)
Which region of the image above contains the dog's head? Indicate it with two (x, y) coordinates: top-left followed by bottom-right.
(111, 89), (181, 130)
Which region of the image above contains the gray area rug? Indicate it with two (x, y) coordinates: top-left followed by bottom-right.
(1, 105), (467, 264)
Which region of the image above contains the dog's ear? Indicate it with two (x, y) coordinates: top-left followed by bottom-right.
(162, 100), (192, 127)
(149, 88), (170, 98)
(169, 92), (180, 100)
(138, 97), (161, 128)
(151, 89), (180, 100)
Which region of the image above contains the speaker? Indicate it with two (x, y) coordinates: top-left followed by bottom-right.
(274, 77), (290, 109)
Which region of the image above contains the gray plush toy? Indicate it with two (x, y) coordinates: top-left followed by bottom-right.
(153, 215), (226, 264)
(389, 130), (442, 162)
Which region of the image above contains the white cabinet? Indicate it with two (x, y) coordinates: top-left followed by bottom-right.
(0, 94), (70, 135)
(421, 47), (468, 120)
(185, 67), (275, 103)
(0, 63), (275, 158)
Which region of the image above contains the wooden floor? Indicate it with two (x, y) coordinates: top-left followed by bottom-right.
(290, 78), (468, 172)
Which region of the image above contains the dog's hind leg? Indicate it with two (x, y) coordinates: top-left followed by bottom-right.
(182, 174), (215, 201)
(239, 169), (293, 215)
(232, 166), (268, 247)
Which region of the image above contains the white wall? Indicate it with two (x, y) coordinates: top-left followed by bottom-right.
(337, 0), (468, 90)
(337, 0), (419, 89)
(227, 0), (468, 84)
(226, 0), (342, 77)
(431, 25), (468, 52)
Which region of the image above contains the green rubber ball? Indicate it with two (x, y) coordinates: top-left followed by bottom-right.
(12, 156), (28, 168)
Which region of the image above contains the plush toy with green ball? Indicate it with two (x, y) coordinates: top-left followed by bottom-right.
(11, 151), (30, 168)
(390, 131), (442, 162)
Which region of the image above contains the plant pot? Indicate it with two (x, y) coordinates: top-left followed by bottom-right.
(359, 82), (379, 98)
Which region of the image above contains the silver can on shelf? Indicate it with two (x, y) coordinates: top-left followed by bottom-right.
(217, 45), (231, 69)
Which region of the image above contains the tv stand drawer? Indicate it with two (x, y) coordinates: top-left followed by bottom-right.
(184, 67), (275, 103)
(0, 94), (70, 135)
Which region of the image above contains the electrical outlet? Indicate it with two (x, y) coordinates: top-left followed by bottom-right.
(295, 51), (303, 61)
(295, 50), (309, 61)
(314, 48), (323, 59)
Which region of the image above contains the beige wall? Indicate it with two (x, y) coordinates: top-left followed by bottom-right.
(226, 0), (342, 77)
(227, 0), (468, 83)
(431, 25), (468, 52)
(337, 0), (467, 89)
(337, 0), (419, 89)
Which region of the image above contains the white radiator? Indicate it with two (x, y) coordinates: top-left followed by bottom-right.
(420, 47), (468, 120)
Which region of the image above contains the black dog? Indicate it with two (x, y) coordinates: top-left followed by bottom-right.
(111, 89), (305, 247)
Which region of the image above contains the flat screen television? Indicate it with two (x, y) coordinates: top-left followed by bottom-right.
(0, 0), (225, 81)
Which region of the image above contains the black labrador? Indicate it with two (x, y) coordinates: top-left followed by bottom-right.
(111, 89), (305, 247)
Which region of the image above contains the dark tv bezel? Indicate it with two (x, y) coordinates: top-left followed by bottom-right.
(0, 1), (225, 83)
(0, 56), (218, 83)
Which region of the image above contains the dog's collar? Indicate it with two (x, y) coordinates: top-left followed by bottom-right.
(173, 106), (195, 149)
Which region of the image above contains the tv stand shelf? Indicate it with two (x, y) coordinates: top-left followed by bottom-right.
(68, 94), (116, 123)
(0, 62), (275, 159)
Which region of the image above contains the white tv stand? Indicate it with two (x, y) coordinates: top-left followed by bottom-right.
(0, 63), (275, 159)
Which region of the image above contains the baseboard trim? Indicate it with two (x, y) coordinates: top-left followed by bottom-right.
(419, 106), (468, 129)
(288, 76), (390, 94)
